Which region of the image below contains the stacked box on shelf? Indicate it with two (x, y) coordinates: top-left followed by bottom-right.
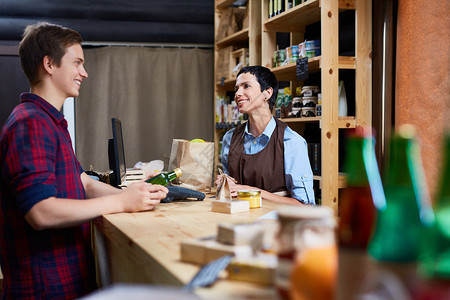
(216, 46), (234, 82)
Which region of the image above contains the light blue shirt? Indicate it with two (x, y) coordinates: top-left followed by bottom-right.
(220, 117), (315, 204)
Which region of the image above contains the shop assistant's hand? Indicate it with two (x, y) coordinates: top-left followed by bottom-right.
(120, 182), (168, 212)
(214, 174), (222, 187)
(227, 182), (257, 197)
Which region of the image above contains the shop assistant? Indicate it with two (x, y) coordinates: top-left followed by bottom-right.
(219, 66), (315, 206)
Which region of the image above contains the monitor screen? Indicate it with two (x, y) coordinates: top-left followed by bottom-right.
(108, 117), (126, 187)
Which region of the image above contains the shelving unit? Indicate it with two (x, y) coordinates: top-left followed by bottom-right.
(213, 0), (261, 169)
(261, 0), (372, 214)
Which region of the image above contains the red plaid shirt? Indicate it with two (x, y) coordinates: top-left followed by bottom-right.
(0, 93), (96, 299)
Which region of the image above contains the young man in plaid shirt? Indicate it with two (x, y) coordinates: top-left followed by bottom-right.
(0, 22), (168, 299)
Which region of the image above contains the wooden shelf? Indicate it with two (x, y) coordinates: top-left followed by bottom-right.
(314, 173), (347, 189)
(215, 78), (235, 90)
(281, 116), (356, 129)
(216, 28), (249, 49)
(270, 56), (355, 81)
(263, 0), (355, 32)
(281, 116), (321, 123)
(216, 0), (237, 10)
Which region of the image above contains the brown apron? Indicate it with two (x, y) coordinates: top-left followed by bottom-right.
(228, 118), (287, 193)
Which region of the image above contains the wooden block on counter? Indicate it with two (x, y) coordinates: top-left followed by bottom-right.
(211, 200), (250, 214)
(227, 253), (277, 286)
(217, 222), (265, 251)
(180, 236), (253, 265)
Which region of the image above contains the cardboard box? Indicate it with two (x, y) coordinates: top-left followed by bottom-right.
(216, 6), (248, 41)
(216, 46), (234, 82)
(211, 199), (250, 214)
(229, 48), (249, 78)
(180, 235), (253, 265)
(217, 222), (265, 251)
(230, 6), (247, 34)
(227, 254), (277, 286)
(216, 8), (233, 41)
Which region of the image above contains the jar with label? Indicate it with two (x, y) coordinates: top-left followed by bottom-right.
(275, 205), (337, 300)
(237, 190), (262, 209)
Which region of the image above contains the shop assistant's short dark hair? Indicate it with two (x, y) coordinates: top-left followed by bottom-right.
(19, 22), (83, 85)
(237, 66), (279, 111)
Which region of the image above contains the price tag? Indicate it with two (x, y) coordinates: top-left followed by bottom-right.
(296, 57), (309, 81)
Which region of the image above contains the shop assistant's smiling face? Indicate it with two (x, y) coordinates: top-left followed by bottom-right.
(234, 72), (268, 114)
(51, 43), (88, 98)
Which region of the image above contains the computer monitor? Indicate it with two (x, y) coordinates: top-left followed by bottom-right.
(108, 117), (126, 187)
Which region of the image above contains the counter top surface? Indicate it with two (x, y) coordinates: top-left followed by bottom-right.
(94, 196), (279, 299)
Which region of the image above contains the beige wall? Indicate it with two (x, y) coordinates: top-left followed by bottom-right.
(395, 0), (450, 202)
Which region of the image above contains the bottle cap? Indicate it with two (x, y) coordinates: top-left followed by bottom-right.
(174, 168), (182, 178)
(396, 124), (416, 139)
(350, 126), (374, 138)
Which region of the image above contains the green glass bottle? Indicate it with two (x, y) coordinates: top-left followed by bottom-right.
(368, 125), (432, 262)
(339, 127), (384, 248)
(418, 133), (450, 279)
(145, 168), (182, 186)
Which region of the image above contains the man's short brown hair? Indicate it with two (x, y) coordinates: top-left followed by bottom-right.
(19, 22), (83, 85)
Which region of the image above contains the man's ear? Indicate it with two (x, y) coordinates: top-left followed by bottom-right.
(42, 55), (54, 75)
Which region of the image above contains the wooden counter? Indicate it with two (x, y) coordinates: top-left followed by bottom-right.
(93, 196), (449, 299)
(93, 196), (280, 299)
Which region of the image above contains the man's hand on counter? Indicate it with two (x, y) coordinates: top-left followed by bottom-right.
(120, 182), (168, 212)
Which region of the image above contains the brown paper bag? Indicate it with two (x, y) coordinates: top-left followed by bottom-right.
(216, 169), (237, 201)
(168, 139), (214, 192)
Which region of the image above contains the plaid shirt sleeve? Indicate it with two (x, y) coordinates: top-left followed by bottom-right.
(5, 114), (58, 215)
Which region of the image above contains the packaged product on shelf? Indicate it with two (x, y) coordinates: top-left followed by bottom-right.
(300, 86), (320, 97)
(223, 102), (228, 123)
(316, 104), (322, 116)
(291, 97), (302, 118)
(276, 89), (285, 108)
(315, 93), (322, 119)
(275, 108), (281, 119)
(283, 87), (292, 106)
(284, 45), (299, 65)
(227, 104), (233, 123)
(302, 96), (317, 107)
(231, 102), (241, 123)
(301, 107), (315, 118)
(338, 80), (348, 117)
(298, 42), (306, 58)
(281, 87), (292, 118)
(215, 96), (222, 123)
(273, 49), (286, 68)
(286, 0), (294, 10)
(313, 39), (321, 56)
(303, 40), (321, 59)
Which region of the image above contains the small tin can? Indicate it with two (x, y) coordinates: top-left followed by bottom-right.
(237, 190), (262, 208)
